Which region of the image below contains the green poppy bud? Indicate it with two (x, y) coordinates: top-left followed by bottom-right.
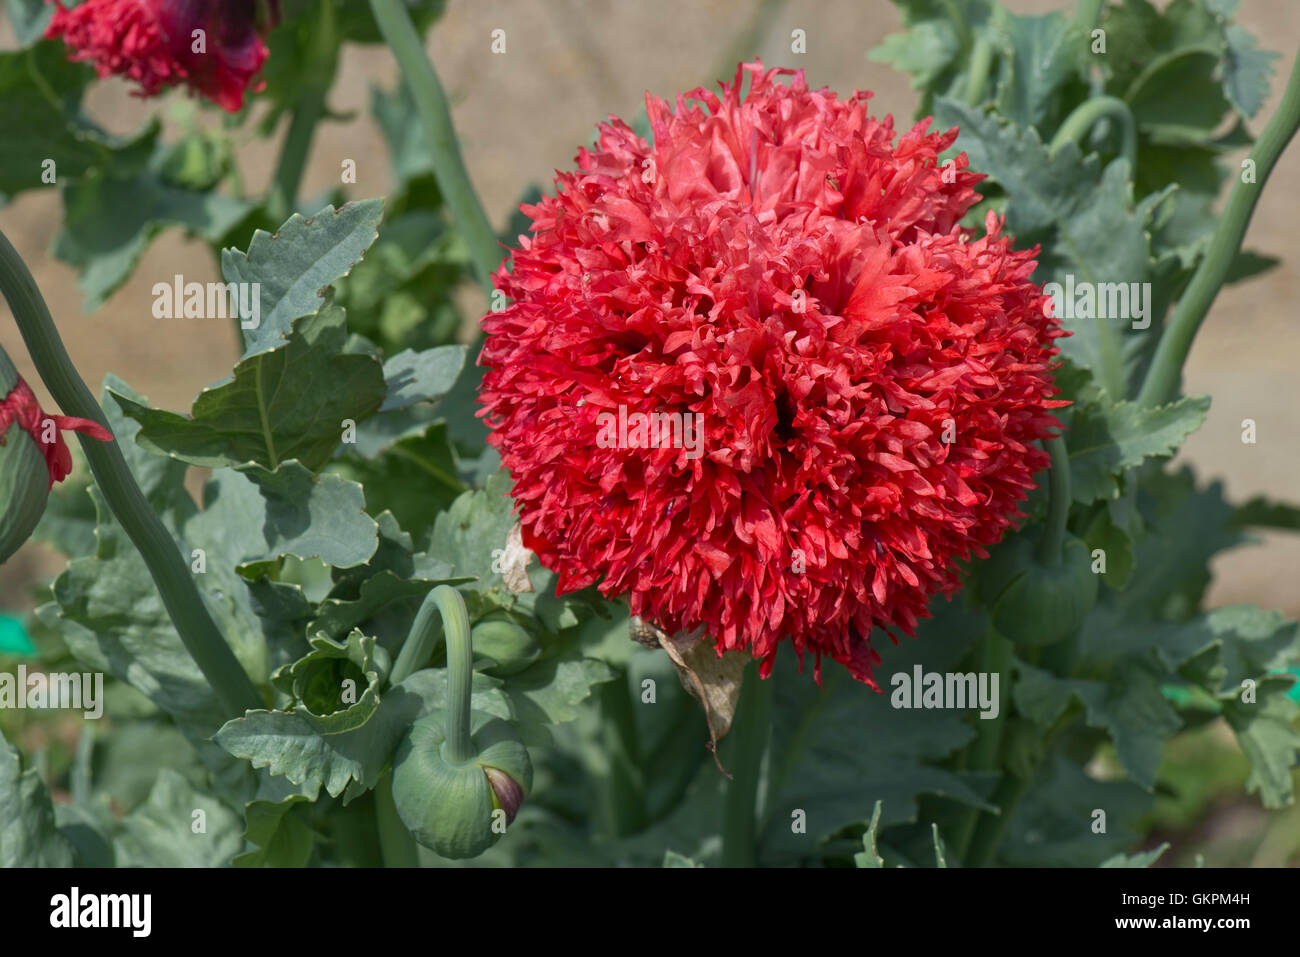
(391, 710), (532, 859)
(471, 614), (540, 676)
(982, 532), (1098, 647)
(388, 585), (533, 860)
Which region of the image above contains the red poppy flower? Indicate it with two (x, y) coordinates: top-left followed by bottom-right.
(0, 377), (112, 489)
(478, 62), (1067, 687)
(45, 0), (278, 112)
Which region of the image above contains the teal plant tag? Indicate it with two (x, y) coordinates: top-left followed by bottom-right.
(0, 614), (36, 657)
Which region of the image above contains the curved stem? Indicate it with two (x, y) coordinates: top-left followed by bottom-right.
(388, 585), (446, 686)
(393, 585), (476, 763)
(721, 659), (774, 867)
(0, 230), (261, 717)
(1037, 435), (1072, 565)
(368, 0), (502, 295)
(1138, 50), (1300, 409)
(1049, 95), (1137, 171)
(439, 585), (475, 764)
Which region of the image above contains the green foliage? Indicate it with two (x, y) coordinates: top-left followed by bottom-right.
(7, 0), (1298, 871)
(0, 730), (75, 866)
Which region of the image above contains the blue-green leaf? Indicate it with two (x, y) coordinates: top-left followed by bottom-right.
(223, 200), (384, 361)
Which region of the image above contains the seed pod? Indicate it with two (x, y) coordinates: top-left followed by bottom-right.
(981, 532), (1098, 647)
(391, 709), (533, 860)
(471, 614), (540, 676)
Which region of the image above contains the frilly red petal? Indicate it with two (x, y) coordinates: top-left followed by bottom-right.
(478, 61), (1066, 687)
(0, 379), (114, 488)
(46, 0), (271, 112)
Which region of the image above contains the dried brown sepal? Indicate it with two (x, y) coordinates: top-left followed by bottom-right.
(629, 616), (748, 777)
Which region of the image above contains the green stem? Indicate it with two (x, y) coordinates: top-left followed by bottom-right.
(1049, 95), (1137, 171)
(965, 773), (1030, 867)
(966, 705), (1078, 866)
(960, 4), (1007, 107)
(392, 585), (475, 763)
(1048, 97), (1135, 401)
(0, 231), (261, 717)
(941, 0), (972, 54)
(962, 28), (997, 106)
(441, 586), (474, 764)
(953, 630), (1012, 860)
(266, 0), (337, 226)
(368, 0), (502, 294)
(1138, 50), (1300, 409)
(1037, 435), (1071, 565)
(597, 674), (648, 837)
(266, 85), (327, 225)
(389, 586), (448, 686)
(1076, 0), (1104, 30)
(721, 659), (775, 867)
(375, 770), (420, 867)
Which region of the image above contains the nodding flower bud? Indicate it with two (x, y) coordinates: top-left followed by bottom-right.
(389, 585), (534, 860)
(0, 348), (112, 565)
(46, 0), (280, 112)
(391, 711), (533, 860)
(471, 614), (540, 676)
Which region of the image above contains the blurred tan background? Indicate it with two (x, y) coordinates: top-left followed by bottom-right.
(0, 0), (1297, 614)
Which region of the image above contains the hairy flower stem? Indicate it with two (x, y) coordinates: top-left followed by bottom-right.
(1037, 435), (1071, 565)
(1138, 51), (1300, 409)
(392, 585), (474, 762)
(596, 674), (648, 837)
(0, 229), (261, 717)
(368, 0), (501, 296)
(721, 660), (775, 867)
(1049, 95), (1137, 172)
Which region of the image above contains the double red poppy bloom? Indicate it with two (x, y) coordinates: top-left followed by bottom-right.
(480, 63), (1066, 687)
(46, 0), (277, 112)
